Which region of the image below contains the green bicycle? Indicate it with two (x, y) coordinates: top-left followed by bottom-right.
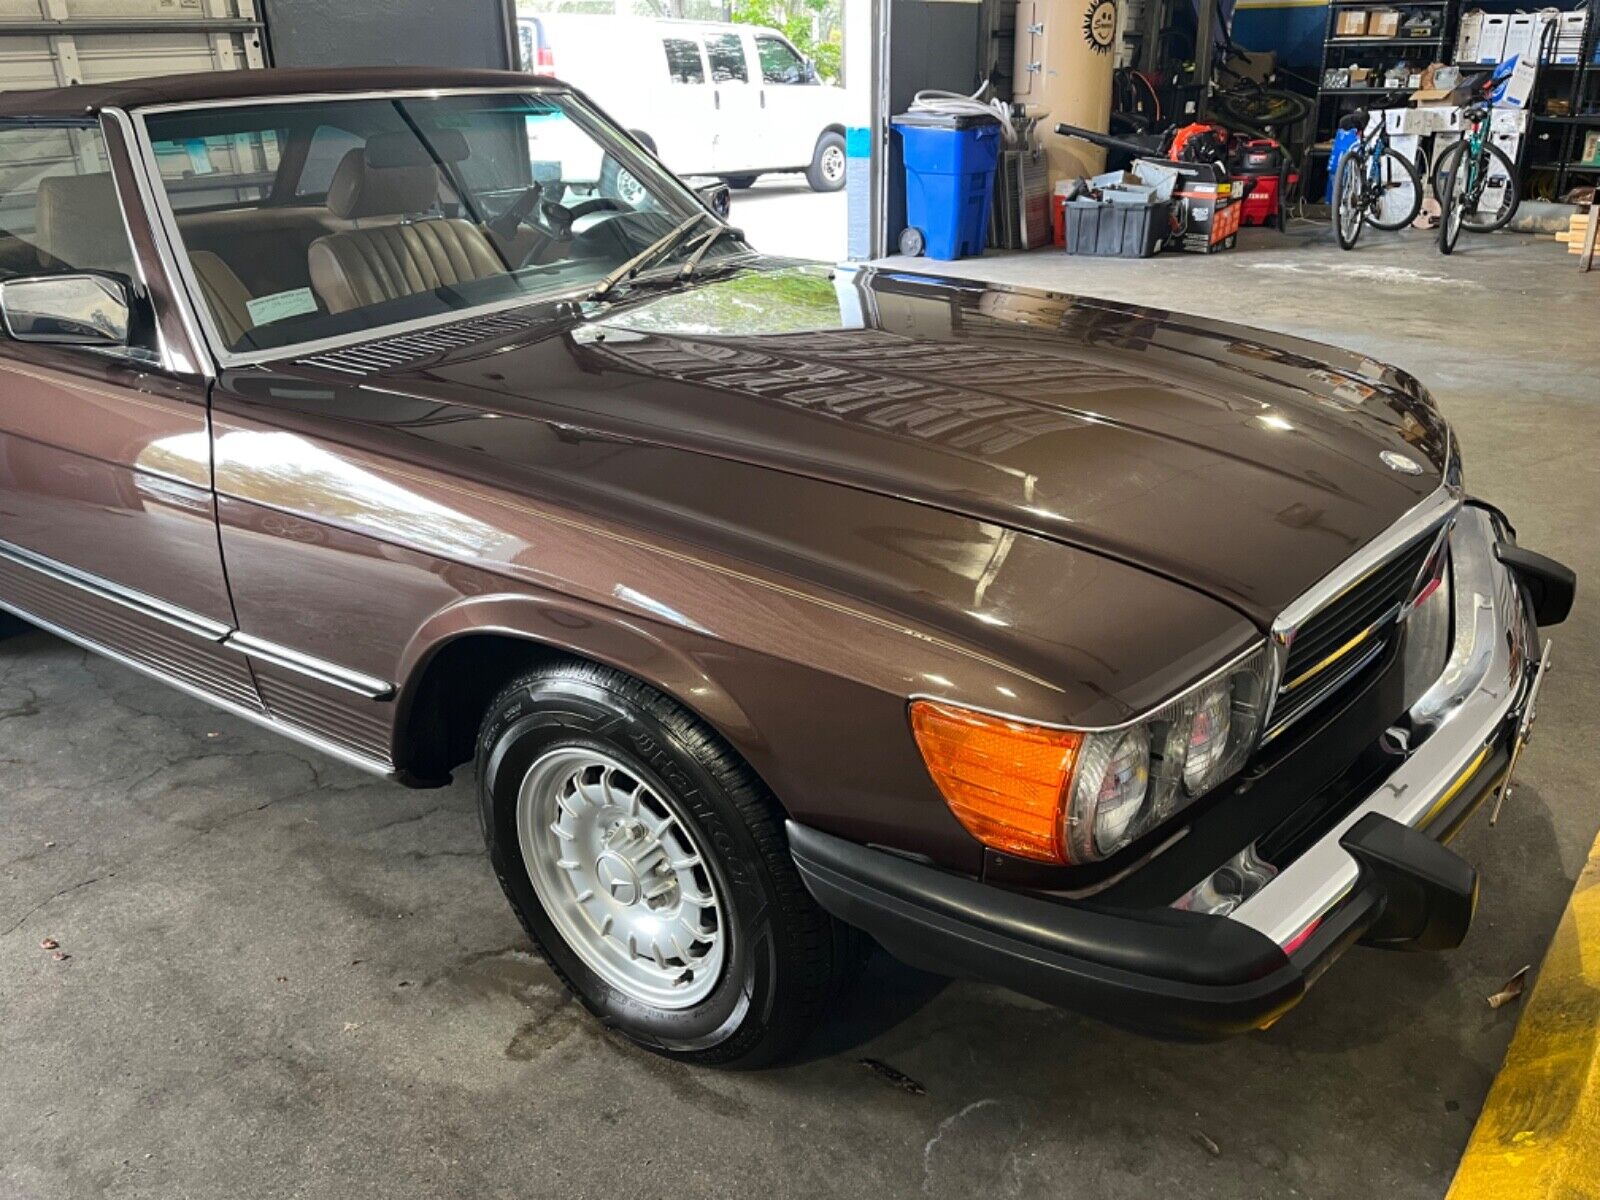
(1436, 73), (1521, 255)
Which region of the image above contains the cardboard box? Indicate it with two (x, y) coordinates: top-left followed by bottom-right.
(1477, 14), (1508, 64)
(1502, 14), (1537, 65)
(1553, 12), (1586, 64)
(1369, 9), (1400, 37)
(1490, 107), (1529, 135)
(1335, 10), (1369, 37)
(1455, 9), (1482, 64)
(1493, 55), (1537, 109)
(1146, 159), (1238, 253)
(1385, 104), (1462, 135)
(1529, 11), (1561, 63)
(1583, 131), (1600, 167)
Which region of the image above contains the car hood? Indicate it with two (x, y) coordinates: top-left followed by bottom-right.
(276, 261), (1450, 628)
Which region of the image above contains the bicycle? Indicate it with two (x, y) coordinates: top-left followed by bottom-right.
(1331, 101), (1422, 250)
(1436, 73), (1520, 254)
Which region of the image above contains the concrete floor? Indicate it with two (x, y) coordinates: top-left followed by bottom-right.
(732, 174), (849, 262)
(3, 224), (1597, 1200)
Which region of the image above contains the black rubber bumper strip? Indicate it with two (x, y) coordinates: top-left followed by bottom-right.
(786, 822), (1308, 1040)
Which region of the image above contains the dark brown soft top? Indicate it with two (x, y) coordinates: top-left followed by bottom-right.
(0, 66), (567, 119)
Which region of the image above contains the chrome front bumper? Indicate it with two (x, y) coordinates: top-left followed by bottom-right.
(1223, 504), (1541, 949)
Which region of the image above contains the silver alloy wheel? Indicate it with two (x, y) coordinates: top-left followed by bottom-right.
(820, 143), (846, 184)
(615, 168), (647, 207)
(517, 747), (725, 1009)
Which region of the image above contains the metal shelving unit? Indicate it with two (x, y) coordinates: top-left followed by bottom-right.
(1529, 10), (1600, 194)
(1311, 0), (1458, 188)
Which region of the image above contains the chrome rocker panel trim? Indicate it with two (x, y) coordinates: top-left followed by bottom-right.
(1225, 504), (1535, 948)
(0, 596), (395, 779)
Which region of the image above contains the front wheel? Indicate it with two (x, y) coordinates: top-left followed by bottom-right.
(1437, 142), (1472, 254)
(1362, 147), (1422, 231)
(1332, 149), (1365, 250)
(807, 131), (847, 192)
(476, 660), (859, 1067)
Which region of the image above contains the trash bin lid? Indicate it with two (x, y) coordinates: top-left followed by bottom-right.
(890, 110), (999, 130)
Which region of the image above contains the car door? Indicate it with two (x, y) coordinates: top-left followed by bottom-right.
(653, 33), (718, 173)
(0, 115), (255, 707)
(702, 31), (761, 173)
(752, 32), (821, 167)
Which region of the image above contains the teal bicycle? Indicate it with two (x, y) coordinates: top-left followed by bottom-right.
(1436, 73), (1520, 254)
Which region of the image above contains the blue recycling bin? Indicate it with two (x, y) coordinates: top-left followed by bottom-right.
(891, 113), (1002, 260)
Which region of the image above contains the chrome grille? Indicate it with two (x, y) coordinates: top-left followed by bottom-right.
(1267, 530), (1440, 740)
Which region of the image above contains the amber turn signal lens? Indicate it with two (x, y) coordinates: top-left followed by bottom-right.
(910, 700), (1083, 863)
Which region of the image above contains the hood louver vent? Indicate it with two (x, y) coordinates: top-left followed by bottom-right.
(295, 308), (548, 376)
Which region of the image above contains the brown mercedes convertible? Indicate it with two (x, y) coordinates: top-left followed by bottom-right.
(0, 67), (1574, 1065)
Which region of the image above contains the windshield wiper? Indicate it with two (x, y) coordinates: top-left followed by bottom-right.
(676, 223), (744, 281)
(587, 212), (711, 302)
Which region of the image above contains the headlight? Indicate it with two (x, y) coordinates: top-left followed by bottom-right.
(1401, 549), (1452, 713)
(911, 644), (1273, 865)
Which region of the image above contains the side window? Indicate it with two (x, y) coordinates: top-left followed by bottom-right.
(0, 122), (136, 280)
(755, 35), (808, 85)
(295, 125), (364, 198)
(663, 37), (705, 84)
(148, 128), (283, 212)
(703, 33), (748, 83)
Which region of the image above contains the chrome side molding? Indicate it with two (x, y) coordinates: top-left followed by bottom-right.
(226, 631), (394, 700)
(0, 535), (394, 701)
(0, 536), (232, 642)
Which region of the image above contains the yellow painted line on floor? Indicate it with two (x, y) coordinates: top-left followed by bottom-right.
(1447, 828), (1600, 1200)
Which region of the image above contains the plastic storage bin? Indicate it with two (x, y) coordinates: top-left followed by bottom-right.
(1060, 198), (1171, 258)
(891, 112), (1002, 260)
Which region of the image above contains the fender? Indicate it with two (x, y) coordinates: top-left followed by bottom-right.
(391, 589), (763, 768)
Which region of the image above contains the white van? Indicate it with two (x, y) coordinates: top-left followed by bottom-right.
(518, 15), (851, 192)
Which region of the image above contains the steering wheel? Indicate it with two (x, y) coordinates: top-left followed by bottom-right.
(566, 197), (625, 222)
(485, 182), (583, 268)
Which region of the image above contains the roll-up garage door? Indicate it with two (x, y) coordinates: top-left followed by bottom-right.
(0, 0), (265, 92)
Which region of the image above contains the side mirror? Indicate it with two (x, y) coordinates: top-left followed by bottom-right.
(804, 60), (819, 84)
(0, 273), (130, 349)
(687, 177), (731, 219)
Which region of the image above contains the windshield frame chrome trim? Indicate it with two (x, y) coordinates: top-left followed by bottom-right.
(127, 86), (747, 370)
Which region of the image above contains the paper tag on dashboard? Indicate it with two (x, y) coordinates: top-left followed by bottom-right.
(245, 288), (318, 327)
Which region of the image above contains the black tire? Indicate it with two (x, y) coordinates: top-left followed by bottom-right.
(1362, 147), (1422, 231)
(721, 175), (759, 190)
(1214, 87), (1312, 131)
(806, 131), (847, 192)
(1332, 150), (1365, 250)
(1438, 141), (1469, 255)
(476, 659), (858, 1067)
(1438, 140), (1520, 234)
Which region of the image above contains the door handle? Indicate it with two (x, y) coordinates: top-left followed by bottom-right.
(714, 89), (720, 110)
(761, 89), (766, 108)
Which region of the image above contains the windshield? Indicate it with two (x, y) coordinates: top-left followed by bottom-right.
(141, 91), (742, 358)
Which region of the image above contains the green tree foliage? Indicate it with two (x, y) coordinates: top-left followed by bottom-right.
(730, 0), (842, 82)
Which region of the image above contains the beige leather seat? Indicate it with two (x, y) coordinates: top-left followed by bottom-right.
(307, 148), (504, 314)
(34, 172), (257, 347)
(34, 173), (137, 276)
(190, 250), (256, 348)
